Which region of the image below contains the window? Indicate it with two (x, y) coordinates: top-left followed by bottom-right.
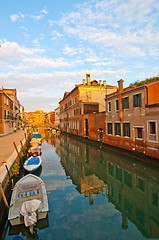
(107, 123), (113, 135)
(122, 97), (129, 109)
(123, 123), (130, 137)
(108, 163), (114, 176)
(115, 123), (121, 136)
(133, 93), (142, 107)
(116, 99), (119, 111)
(124, 170), (132, 189)
(108, 102), (111, 111)
(149, 122), (156, 135)
(136, 128), (143, 139)
(116, 166), (122, 182)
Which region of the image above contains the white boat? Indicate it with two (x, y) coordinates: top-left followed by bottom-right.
(8, 174), (49, 227)
(23, 156), (42, 173)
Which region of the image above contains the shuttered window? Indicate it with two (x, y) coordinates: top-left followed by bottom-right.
(107, 123), (113, 134)
(123, 122), (130, 137)
(133, 93), (142, 107)
(115, 123), (121, 136)
(122, 97), (129, 109)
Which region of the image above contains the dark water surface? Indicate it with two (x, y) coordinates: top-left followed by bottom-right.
(2, 131), (159, 240)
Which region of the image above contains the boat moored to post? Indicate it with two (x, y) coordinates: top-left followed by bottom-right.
(8, 174), (49, 229)
(23, 156), (42, 173)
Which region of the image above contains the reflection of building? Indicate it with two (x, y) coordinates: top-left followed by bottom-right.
(56, 134), (159, 238)
(59, 74), (117, 136)
(0, 88), (23, 135)
(105, 79), (159, 158)
(55, 104), (60, 129)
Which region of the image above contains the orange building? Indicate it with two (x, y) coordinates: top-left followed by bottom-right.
(59, 74), (117, 136)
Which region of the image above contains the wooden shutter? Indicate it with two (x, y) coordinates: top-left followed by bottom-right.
(123, 123), (125, 136)
(133, 95), (135, 107)
(139, 93), (142, 107)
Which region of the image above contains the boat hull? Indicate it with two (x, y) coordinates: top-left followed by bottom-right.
(8, 174), (49, 226)
(23, 156), (42, 173)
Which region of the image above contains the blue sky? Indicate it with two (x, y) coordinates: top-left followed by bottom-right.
(0, 0), (159, 112)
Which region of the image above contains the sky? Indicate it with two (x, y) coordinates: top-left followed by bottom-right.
(0, 0), (159, 112)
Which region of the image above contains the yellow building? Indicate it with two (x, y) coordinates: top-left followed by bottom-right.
(59, 74), (117, 136)
(24, 110), (46, 128)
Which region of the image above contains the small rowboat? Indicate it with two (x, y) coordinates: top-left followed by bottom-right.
(32, 134), (42, 145)
(23, 156), (42, 173)
(8, 174), (49, 227)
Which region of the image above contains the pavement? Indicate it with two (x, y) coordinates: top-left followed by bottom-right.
(0, 129), (26, 183)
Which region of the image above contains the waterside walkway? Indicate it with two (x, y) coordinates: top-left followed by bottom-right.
(0, 130), (26, 183)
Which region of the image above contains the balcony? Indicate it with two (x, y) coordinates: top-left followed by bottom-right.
(4, 115), (17, 121)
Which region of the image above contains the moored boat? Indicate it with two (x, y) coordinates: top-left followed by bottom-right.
(32, 134), (42, 145)
(28, 144), (42, 157)
(8, 174), (49, 228)
(23, 156), (42, 173)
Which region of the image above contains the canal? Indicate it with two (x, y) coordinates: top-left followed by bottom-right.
(1, 131), (159, 240)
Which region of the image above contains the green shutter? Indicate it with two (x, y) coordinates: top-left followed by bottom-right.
(115, 123), (117, 135)
(127, 97), (129, 108)
(139, 93), (142, 107)
(133, 95), (135, 107)
(128, 123), (130, 137)
(122, 98), (124, 109)
(123, 123), (125, 136)
(119, 123), (121, 136)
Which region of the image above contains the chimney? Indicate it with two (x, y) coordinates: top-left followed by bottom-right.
(86, 74), (90, 85)
(103, 80), (106, 86)
(83, 79), (86, 85)
(99, 80), (102, 86)
(118, 79), (124, 122)
(118, 79), (124, 92)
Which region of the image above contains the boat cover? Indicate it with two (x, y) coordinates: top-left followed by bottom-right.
(26, 157), (40, 166)
(20, 199), (41, 228)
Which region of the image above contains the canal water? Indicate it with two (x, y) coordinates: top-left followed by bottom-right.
(1, 131), (159, 240)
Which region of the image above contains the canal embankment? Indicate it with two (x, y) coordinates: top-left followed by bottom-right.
(0, 129), (31, 232)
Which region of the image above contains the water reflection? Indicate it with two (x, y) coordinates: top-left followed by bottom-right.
(9, 216), (49, 240)
(51, 133), (159, 239)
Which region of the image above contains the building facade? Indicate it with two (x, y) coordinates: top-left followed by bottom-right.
(59, 74), (117, 136)
(24, 110), (46, 128)
(0, 91), (14, 135)
(0, 88), (23, 135)
(45, 111), (55, 128)
(104, 79), (159, 158)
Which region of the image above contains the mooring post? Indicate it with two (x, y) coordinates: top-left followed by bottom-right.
(5, 165), (11, 180)
(20, 140), (25, 156)
(13, 142), (22, 165)
(0, 183), (9, 209)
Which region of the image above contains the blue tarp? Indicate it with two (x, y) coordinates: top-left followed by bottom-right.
(26, 157), (40, 166)
(32, 134), (42, 139)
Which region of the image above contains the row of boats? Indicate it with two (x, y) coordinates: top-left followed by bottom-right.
(8, 133), (49, 234)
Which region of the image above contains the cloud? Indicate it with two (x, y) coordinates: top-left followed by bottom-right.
(0, 41), (45, 62)
(57, 0), (159, 57)
(51, 30), (63, 40)
(40, 8), (48, 15)
(8, 57), (70, 71)
(10, 14), (19, 22)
